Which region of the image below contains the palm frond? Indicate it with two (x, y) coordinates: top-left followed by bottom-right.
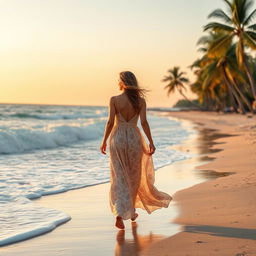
(189, 59), (202, 69)
(208, 9), (232, 24)
(204, 22), (235, 33)
(172, 66), (180, 76)
(244, 0), (255, 21)
(180, 77), (189, 83)
(178, 83), (187, 91)
(223, 0), (232, 10)
(233, 0), (253, 24)
(201, 62), (218, 90)
(245, 0), (254, 10)
(226, 58), (247, 82)
(164, 83), (173, 91)
(198, 47), (208, 53)
(243, 9), (256, 26)
(178, 71), (187, 77)
(201, 74), (212, 91)
(247, 23), (256, 31)
(246, 30), (256, 40)
(166, 88), (172, 97)
(162, 66), (190, 97)
(244, 32), (256, 49)
(161, 76), (171, 82)
(164, 83), (176, 96)
(197, 35), (210, 46)
(208, 33), (233, 57)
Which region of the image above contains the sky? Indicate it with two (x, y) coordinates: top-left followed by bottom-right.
(0, 0), (253, 107)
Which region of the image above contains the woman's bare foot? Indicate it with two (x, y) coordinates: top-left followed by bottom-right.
(131, 213), (138, 221)
(115, 216), (125, 229)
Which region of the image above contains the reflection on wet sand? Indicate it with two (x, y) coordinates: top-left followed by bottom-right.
(115, 222), (164, 256)
(172, 124), (236, 180)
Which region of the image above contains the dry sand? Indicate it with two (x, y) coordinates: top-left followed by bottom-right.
(141, 111), (256, 256)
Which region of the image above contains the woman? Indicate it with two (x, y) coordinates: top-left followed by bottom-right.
(100, 71), (172, 229)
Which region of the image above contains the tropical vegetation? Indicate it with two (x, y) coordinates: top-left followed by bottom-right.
(163, 0), (256, 113)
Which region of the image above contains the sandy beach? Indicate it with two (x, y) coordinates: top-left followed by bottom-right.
(142, 111), (256, 256)
(2, 111), (256, 256)
(2, 0), (256, 254)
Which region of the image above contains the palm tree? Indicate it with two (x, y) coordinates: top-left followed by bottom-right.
(204, 0), (256, 101)
(192, 32), (251, 113)
(221, 44), (254, 112)
(162, 66), (202, 109)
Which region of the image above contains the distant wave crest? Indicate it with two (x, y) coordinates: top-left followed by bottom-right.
(8, 112), (99, 120)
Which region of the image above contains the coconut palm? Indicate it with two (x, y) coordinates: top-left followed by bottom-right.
(192, 54), (242, 112)
(204, 0), (256, 101)
(162, 66), (202, 109)
(193, 32), (251, 113)
(221, 44), (254, 112)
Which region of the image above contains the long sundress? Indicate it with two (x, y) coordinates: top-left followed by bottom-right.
(108, 110), (172, 220)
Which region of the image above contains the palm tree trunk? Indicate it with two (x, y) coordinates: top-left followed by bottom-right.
(243, 56), (256, 100)
(232, 78), (253, 113)
(224, 81), (238, 112)
(240, 41), (256, 101)
(227, 85), (239, 112)
(222, 66), (246, 114)
(213, 93), (223, 111)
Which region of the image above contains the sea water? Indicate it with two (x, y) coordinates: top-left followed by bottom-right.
(0, 103), (193, 246)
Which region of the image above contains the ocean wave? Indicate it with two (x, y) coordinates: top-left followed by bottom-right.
(0, 122), (105, 154)
(0, 105), (195, 247)
(6, 112), (103, 120)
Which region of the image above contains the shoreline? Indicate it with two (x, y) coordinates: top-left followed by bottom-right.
(142, 111), (256, 256)
(3, 110), (255, 255)
(1, 114), (220, 255)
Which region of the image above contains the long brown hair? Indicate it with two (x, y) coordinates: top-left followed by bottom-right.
(119, 71), (148, 113)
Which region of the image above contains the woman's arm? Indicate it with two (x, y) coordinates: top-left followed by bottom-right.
(100, 96), (116, 154)
(139, 99), (156, 155)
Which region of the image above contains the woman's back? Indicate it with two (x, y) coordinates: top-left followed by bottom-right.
(114, 93), (144, 122)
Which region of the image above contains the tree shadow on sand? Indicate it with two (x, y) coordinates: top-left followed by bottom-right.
(183, 225), (256, 240)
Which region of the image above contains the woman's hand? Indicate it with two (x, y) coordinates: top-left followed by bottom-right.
(100, 141), (107, 155)
(149, 142), (156, 155)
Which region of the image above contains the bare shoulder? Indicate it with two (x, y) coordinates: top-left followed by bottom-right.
(110, 95), (118, 101)
(108, 96), (116, 107)
(111, 94), (122, 101)
(139, 97), (146, 106)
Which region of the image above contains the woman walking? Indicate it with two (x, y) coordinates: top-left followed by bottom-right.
(100, 71), (172, 229)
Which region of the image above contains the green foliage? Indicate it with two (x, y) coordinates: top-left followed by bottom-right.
(163, 0), (256, 114)
(173, 99), (203, 109)
(162, 66), (189, 96)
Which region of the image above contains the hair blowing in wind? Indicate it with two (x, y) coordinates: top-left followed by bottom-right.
(119, 71), (148, 113)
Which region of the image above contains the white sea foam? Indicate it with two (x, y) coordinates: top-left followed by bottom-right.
(0, 197), (71, 246)
(0, 122), (105, 154)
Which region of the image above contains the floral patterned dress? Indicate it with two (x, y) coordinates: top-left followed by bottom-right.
(108, 110), (172, 220)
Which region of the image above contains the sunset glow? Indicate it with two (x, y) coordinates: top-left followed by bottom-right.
(0, 0), (245, 107)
